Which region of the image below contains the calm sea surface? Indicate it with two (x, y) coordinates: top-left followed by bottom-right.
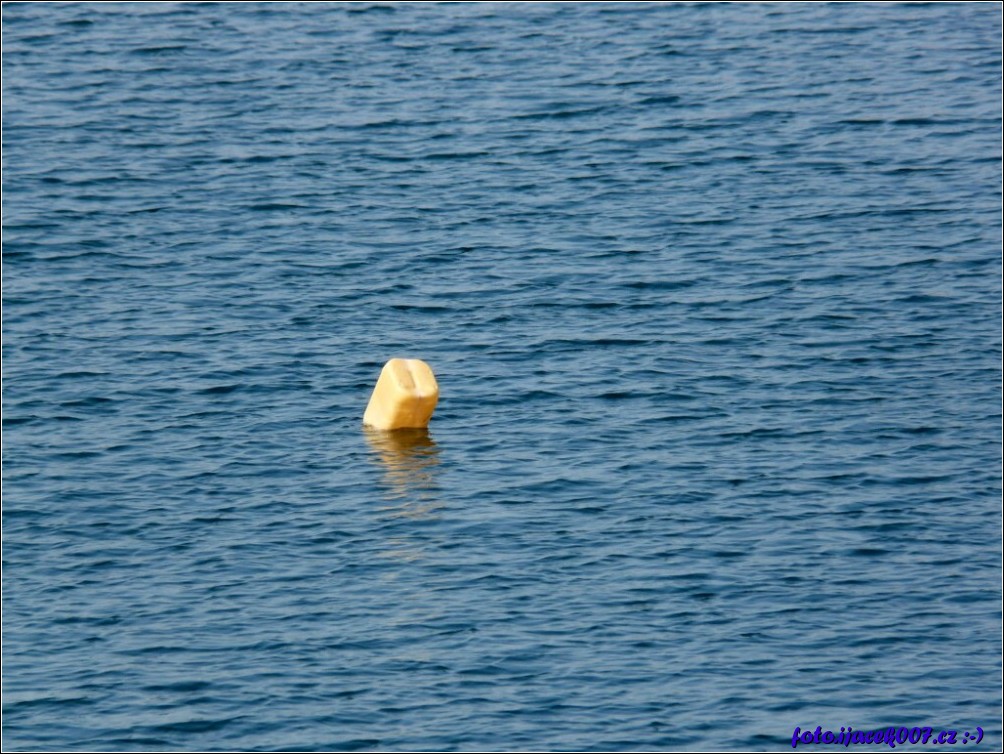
(3, 2), (1001, 751)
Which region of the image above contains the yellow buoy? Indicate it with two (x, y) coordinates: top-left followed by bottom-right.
(363, 358), (439, 430)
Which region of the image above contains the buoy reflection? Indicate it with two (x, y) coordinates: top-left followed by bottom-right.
(364, 427), (442, 513)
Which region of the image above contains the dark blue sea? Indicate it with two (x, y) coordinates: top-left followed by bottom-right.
(3, 2), (1001, 751)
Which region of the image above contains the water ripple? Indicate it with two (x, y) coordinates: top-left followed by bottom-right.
(3, 1), (1001, 751)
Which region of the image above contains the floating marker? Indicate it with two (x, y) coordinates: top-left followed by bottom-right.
(363, 358), (439, 430)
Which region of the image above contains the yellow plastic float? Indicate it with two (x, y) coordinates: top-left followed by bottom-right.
(363, 358), (439, 430)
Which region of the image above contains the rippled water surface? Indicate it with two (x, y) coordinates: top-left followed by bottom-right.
(3, 2), (1001, 751)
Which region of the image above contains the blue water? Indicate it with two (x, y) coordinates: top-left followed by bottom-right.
(3, 2), (1001, 751)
